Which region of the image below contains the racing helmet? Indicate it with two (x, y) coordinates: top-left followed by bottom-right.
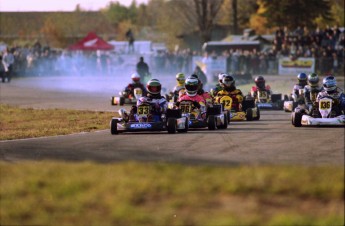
(297, 72), (307, 86)
(222, 74), (235, 89)
(190, 74), (203, 90)
(308, 73), (319, 87)
(176, 73), (185, 86)
(146, 79), (162, 95)
(131, 73), (140, 83)
(185, 77), (199, 96)
(255, 76), (266, 89)
(322, 75), (337, 92)
(218, 73), (227, 83)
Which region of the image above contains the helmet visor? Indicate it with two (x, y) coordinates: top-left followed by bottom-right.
(185, 84), (198, 92)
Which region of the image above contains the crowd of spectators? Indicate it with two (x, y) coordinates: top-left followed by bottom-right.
(1, 25), (344, 81)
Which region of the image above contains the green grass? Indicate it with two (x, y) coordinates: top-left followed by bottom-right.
(0, 161), (343, 226)
(0, 104), (116, 140)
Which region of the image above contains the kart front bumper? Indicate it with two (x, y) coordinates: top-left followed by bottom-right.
(301, 115), (345, 126)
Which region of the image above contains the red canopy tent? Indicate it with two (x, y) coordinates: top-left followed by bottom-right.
(68, 32), (114, 51)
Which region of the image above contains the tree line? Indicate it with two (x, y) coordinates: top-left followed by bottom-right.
(0, 0), (343, 50)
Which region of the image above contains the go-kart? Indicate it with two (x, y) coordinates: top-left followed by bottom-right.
(214, 92), (260, 121)
(177, 100), (228, 130)
(283, 88), (304, 112)
(251, 90), (284, 110)
(111, 87), (143, 106)
(291, 96), (345, 127)
(110, 102), (188, 134)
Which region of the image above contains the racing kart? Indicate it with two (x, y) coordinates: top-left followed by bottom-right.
(214, 95), (260, 121)
(110, 102), (189, 134)
(251, 90), (284, 110)
(111, 87), (143, 106)
(177, 100), (228, 130)
(283, 88), (304, 112)
(291, 96), (345, 127)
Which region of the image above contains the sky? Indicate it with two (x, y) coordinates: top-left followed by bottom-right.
(0, 0), (149, 12)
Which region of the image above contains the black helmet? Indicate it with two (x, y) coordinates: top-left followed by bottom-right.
(222, 75), (235, 88)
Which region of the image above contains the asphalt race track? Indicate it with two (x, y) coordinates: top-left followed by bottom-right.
(1, 76), (344, 166)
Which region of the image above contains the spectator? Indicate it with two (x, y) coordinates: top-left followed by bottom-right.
(126, 29), (135, 54)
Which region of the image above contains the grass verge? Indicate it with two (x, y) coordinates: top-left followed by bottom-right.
(0, 161), (343, 226)
(0, 104), (115, 140)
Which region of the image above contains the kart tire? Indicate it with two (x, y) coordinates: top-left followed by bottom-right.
(227, 111), (231, 124)
(110, 119), (118, 135)
(208, 115), (216, 130)
(218, 113), (228, 129)
(291, 112), (302, 127)
(254, 107), (260, 120)
(119, 97), (125, 106)
(167, 118), (177, 134)
(177, 117), (189, 133)
(246, 108), (253, 121)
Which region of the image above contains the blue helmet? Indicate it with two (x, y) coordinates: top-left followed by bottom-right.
(322, 75), (337, 92)
(297, 73), (307, 81)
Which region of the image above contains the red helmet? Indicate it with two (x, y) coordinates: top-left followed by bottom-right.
(255, 76), (265, 88)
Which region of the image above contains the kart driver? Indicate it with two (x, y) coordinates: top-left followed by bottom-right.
(211, 73), (227, 97)
(171, 72), (186, 102)
(128, 78), (167, 122)
(291, 72), (308, 102)
(250, 76), (272, 99)
(216, 74), (244, 112)
(177, 76), (206, 119)
(124, 73), (147, 98)
(189, 74), (213, 105)
(316, 75), (345, 115)
(304, 73), (323, 105)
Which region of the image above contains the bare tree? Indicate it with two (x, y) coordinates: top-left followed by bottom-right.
(170, 0), (224, 44)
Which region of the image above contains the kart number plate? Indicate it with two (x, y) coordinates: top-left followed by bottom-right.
(180, 102), (192, 113)
(138, 105), (150, 116)
(134, 89), (142, 95)
(319, 99), (331, 110)
(220, 96), (232, 110)
(258, 91), (267, 99)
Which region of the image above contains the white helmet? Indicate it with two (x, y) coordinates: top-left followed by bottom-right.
(218, 73), (227, 83)
(131, 73), (140, 83)
(185, 77), (199, 96)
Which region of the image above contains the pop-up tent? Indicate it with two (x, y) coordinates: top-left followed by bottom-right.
(68, 32), (114, 51)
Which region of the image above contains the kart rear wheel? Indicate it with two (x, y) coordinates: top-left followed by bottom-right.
(119, 97), (125, 106)
(110, 119), (118, 135)
(291, 112), (302, 127)
(167, 118), (177, 134)
(246, 108), (253, 121)
(208, 115), (216, 130)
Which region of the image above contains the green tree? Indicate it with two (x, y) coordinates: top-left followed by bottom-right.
(258, 0), (333, 29)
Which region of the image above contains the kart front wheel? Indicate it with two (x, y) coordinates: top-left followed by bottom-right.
(254, 107), (260, 120)
(291, 112), (302, 127)
(110, 119), (118, 135)
(246, 108), (253, 121)
(208, 115), (216, 130)
(218, 113), (228, 129)
(167, 118), (177, 134)
(177, 117), (189, 133)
